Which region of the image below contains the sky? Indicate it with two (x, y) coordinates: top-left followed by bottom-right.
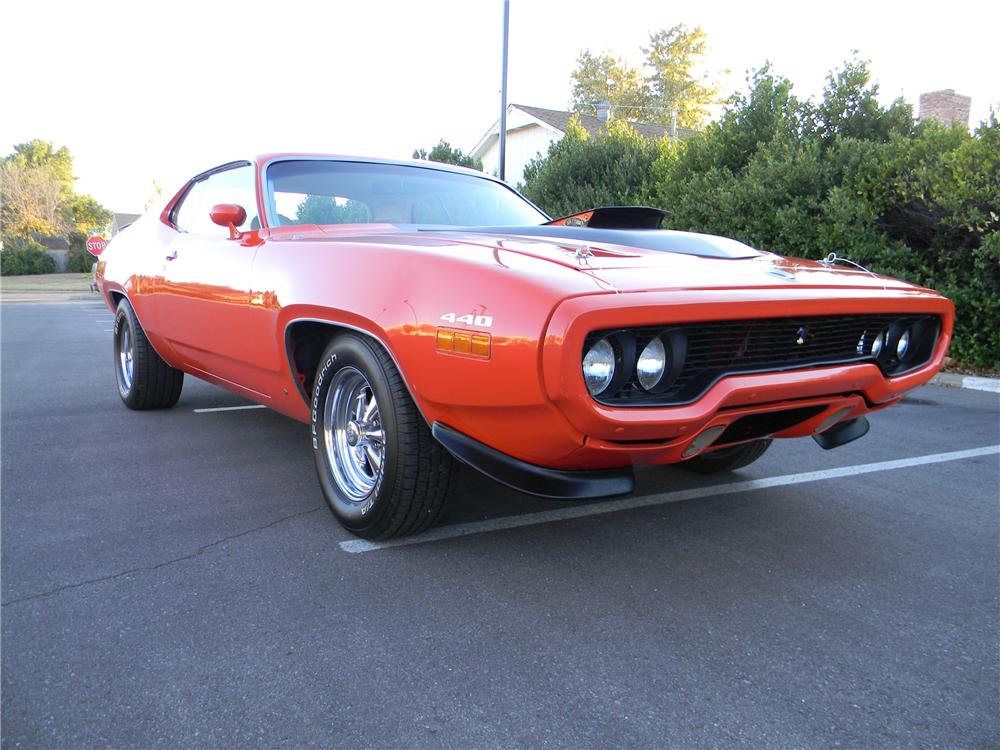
(2, 0), (996, 214)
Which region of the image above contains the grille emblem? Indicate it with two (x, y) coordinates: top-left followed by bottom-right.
(795, 326), (808, 345)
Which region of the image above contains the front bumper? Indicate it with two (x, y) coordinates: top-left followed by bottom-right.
(537, 287), (953, 468)
(421, 288), (953, 473)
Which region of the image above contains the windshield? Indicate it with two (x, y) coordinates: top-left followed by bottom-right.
(264, 160), (548, 228)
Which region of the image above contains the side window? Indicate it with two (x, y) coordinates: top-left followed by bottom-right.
(174, 165), (259, 235)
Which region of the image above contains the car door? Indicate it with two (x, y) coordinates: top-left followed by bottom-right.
(157, 163), (266, 389)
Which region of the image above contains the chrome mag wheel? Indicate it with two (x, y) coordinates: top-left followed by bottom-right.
(117, 324), (134, 392)
(323, 366), (385, 500)
(310, 333), (454, 538)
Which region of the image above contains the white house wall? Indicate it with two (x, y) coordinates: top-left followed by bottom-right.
(472, 107), (564, 189)
(479, 125), (561, 189)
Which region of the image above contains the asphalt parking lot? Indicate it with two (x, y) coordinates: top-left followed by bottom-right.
(3, 299), (998, 748)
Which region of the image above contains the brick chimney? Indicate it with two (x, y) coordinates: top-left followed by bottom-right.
(918, 89), (972, 127)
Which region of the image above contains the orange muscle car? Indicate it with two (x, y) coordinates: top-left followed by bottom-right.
(97, 155), (953, 539)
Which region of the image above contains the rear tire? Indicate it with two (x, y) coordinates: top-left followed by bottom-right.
(113, 299), (184, 410)
(680, 439), (772, 474)
(311, 334), (453, 539)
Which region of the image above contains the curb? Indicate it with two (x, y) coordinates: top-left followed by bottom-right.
(930, 372), (1000, 393)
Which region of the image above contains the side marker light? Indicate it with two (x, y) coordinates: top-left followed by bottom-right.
(437, 328), (491, 358)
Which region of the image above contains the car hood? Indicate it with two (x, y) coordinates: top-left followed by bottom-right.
(267, 224), (922, 294)
(425, 227), (920, 294)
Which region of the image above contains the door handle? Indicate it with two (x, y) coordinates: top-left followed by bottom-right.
(165, 250), (178, 261)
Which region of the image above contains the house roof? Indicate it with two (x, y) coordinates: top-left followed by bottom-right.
(471, 103), (700, 159)
(513, 104), (699, 141)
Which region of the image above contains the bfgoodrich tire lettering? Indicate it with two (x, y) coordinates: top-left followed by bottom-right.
(311, 334), (453, 539)
(113, 298), (184, 410)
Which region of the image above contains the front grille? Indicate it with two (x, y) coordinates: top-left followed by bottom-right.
(585, 313), (940, 406)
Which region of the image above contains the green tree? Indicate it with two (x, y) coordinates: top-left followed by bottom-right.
(569, 25), (721, 129)
(67, 194), (112, 232)
(521, 118), (659, 217)
(1, 140), (111, 245)
(643, 25), (721, 129)
(570, 50), (651, 122)
(811, 57), (912, 143)
(295, 194), (369, 224)
(0, 160), (73, 238)
(412, 140), (482, 171)
(2, 140), (74, 196)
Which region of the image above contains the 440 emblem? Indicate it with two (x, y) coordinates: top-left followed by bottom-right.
(440, 312), (493, 327)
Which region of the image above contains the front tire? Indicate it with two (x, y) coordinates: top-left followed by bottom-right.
(311, 334), (453, 539)
(679, 439), (772, 474)
(113, 299), (184, 410)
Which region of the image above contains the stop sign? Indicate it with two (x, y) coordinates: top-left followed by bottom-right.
(86, 236), (108, 256)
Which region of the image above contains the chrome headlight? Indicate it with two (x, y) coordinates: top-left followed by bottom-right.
(636, 337), (667, 390)
(582, 337), (616, 395)
(870, 331), (884, 358)
(896, 329), (910, 358)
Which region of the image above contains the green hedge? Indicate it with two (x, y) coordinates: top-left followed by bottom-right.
(66, 231), (98, 272)
(0, 237), (57, 275)
(521, 61), (1000, 369)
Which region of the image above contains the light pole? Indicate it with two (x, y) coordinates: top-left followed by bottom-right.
(498, 0), (510, 181)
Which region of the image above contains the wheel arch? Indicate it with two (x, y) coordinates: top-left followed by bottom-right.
(284, 318), (424, 419)
(107, 288), (127, 308)
(106, 287), (180, 370)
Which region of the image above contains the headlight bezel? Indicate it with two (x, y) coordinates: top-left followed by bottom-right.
(867, 317), (939, 376)
(580, 328), (687, 402)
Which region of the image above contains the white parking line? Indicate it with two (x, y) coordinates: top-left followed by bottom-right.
(193, 404), (267, 413)
(339, 444), (1000, 554)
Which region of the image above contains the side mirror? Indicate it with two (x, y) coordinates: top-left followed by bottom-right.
(210, 204), (247, 238)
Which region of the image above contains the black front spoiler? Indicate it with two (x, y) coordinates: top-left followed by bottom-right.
(812, 416), (870, 449)
(431, 423), (634, 500)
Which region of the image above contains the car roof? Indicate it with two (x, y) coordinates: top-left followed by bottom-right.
(190, 154), (499, 185)
(252, 153), (495, 180)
